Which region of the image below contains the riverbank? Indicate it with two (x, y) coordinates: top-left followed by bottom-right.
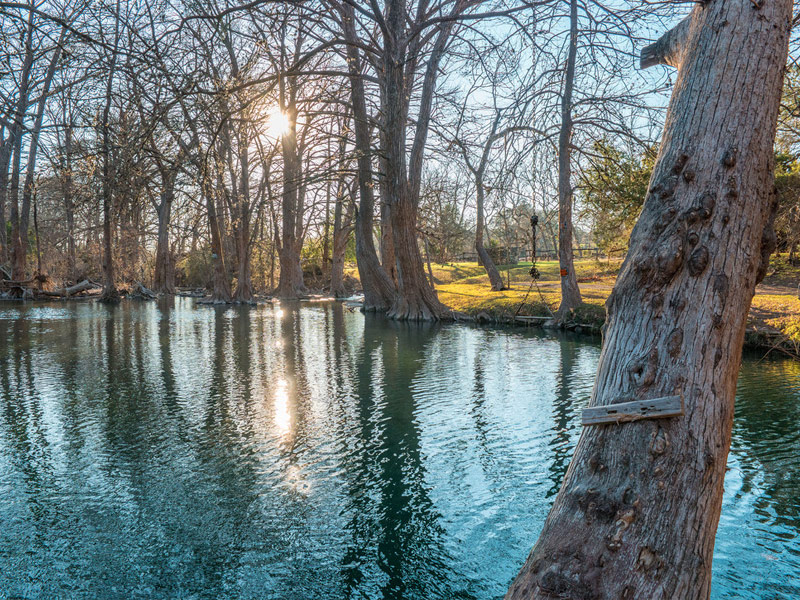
(404, 256), (800, 357)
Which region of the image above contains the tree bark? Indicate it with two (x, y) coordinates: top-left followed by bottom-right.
(276, 61), (307, 299)
(329, 136), (353, 298)
(380, 194), (397, 284)
(476, 176), (506, 291)
(339, 1), (396, 311)
(329, 184), (352, 298)
(206, 180), (233, 302)
(6, 7), (35, 281)
(556, 0), (582, 318)
(233, 134), (254, 303)
(153, 171), (176, 295)
(0, 125), (14, 265)
(63, 121), (76, 282)
(15, 31), (64, 280)
(99, 4), (121, 304)
(0, 132), (10, 267)
(381, 0), (452, 320)
(46, 279), (100, 297)
(323, 170), (331, 273)
(506, 1), (791, 598)
(276, 126), (306, 298)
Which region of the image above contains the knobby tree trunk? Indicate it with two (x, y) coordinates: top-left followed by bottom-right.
(423, 236), (436, 288)
(556, 0), (582, 318)
(377, 104), (398, 287)
(507, 2), (790, 598)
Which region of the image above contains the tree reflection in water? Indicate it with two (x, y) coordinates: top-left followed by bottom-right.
(0, 299), (796, 599)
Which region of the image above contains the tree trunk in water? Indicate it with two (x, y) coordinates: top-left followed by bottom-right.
(556, 0), (582, 318)
(276, 83), (307, 299)
(476, 179), (505, 291)
(0, 136), (10, 267)
(506, 2), (790, 598)
(99, 3), (120, 303)
(100, 177), (117, 301)
(339, 2), (395, 311)
(330, 200), (349, 299)
(8, 107), (25, 282)
(380, 165), (398, 285)
(329, 169), (351, 298)
(64, 123), (76, 282)
(386, 190), (447, 320)
(99, 159), (117, 302)
(355, 197), (394, 310)
(382, 0), (448, 321)
(323, 175), (331, 274)
(206, 180), (232, 303)
(233, 140), (254, 303)
(234, 221), (253, 302)
(154, 179), (175, 295)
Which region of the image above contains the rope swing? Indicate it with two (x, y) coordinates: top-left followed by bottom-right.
(514, 215), (555, 319)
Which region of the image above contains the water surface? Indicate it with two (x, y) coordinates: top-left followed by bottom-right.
(0, 299), (797, 599)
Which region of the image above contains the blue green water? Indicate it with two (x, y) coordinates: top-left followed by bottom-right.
(0, 299), (797, 599)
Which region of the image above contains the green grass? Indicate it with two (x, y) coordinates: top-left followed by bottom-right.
(433, 260), (614, 325)
(345, 256), (800, 345)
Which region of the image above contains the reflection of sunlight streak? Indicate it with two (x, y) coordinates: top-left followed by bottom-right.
(275, 308), (284, 319)
(274, 378), (291, 434)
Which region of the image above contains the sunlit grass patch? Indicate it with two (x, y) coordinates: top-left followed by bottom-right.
(344, 258), (800, 346)
(751, 293), (800, 342)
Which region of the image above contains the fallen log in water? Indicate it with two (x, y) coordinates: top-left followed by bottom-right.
(130, 281), (157, 300)
(38, 279), (102, 298)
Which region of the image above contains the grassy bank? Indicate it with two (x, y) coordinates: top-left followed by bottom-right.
(348, 256), (800, 355)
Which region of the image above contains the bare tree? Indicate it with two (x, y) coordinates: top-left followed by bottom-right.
(555, 0), (581, 315)
(98, 0), (123, 302)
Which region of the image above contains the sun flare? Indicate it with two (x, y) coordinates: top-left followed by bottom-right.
(266, 108), (290, 138)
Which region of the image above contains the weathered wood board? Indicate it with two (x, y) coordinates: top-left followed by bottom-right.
(581, 395), (683, 426)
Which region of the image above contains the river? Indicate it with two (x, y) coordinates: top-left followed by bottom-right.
(0, 299), (797, 599)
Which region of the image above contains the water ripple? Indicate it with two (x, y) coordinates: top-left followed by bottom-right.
(0, 299), (797, 599)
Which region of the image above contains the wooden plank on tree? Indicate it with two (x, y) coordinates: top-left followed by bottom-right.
(582, 395), (683, 426)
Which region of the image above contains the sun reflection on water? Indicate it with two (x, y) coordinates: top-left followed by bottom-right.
(273, 377), (291, 435)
